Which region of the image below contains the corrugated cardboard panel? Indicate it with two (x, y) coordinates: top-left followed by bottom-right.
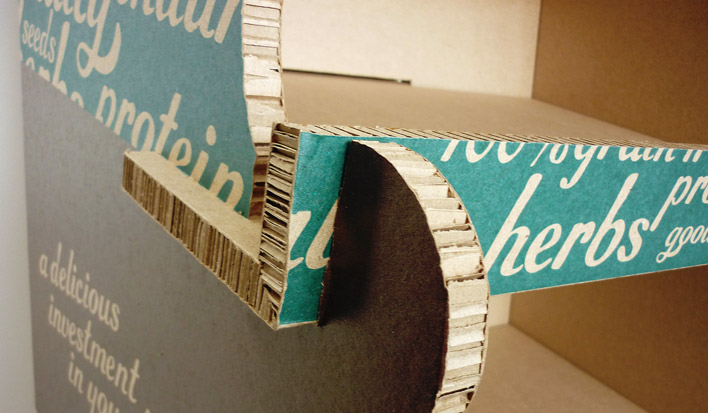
(281, 0), (539, 96)
(516, 1), (708, 411)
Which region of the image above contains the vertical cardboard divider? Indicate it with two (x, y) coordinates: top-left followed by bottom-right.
(242, 0), (286, 216)
(321, 141), (490, 412)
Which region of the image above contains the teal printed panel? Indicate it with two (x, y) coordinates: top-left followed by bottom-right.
(280, 133), (708, 325)
(19, 0), (254, 215)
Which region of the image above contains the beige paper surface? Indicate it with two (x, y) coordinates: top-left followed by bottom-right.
(281, 0), (540, 96)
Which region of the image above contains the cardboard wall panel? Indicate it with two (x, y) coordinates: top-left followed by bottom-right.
(532, 0), (708, 145)
(281, 0), (540, 96)
(515, 1), (708, 411)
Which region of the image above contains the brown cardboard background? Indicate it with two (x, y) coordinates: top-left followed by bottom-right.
(532, 0), (708, 145)
(514, 1), (708, 411)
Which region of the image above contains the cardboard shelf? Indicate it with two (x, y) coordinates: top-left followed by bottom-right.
(282, 71), (663, 146)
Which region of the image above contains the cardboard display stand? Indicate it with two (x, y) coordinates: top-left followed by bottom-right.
(19, 0), (708, 412)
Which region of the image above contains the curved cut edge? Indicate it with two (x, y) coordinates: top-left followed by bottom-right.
(242, 0), (287, 216)
(356, 141), (490, 413)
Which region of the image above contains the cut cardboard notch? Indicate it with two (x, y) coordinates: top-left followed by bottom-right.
(122, 151), (268, 321)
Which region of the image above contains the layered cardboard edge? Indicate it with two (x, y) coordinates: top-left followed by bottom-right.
(291, 123), (708, 150)
(353, 141), (490, 413)
(121, 151), (267, 322)
(243, 0), (286, 217)
(255, 124), (300, 325)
